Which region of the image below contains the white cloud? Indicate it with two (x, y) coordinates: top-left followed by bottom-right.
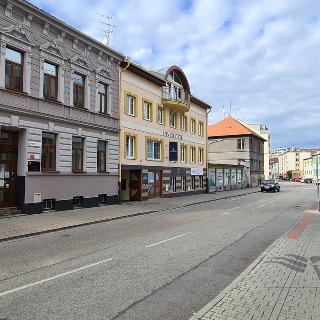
(30, 0), (320, 147)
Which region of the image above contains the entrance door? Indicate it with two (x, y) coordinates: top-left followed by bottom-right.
(130, 170), (142, 201)
(0, 131), (18, 208)
(147, 170), (162, 199)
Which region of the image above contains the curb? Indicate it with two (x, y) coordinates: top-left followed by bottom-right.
(189, 238), (281, 319)
(0, 189), (259, 243)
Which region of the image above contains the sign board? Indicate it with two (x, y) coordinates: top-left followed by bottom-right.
(191, 167), (204, 176)
(163, 131), (182, 140)
(28, 153), (40, 160)
(34, 193), (42, 203)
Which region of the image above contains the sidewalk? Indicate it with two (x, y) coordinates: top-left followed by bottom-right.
(0, 188), (258, 242)
(190, 204), (320, 320)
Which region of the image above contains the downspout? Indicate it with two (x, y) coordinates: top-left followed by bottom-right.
(118, 56), (131, 201)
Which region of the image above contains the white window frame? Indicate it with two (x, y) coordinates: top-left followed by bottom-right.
(237, 138), (245, 150)
(191, 119), (196, 134)
(157, 106), (164, 125)
(180, 115), (186, 131)
(147, 140), (161, 161)
(143, 101), (152, 121)
(169, 111), (176, 128)
(190, 146), (196, 163)
(126, 95), (135, 116)
(198, 122), (204, 136)
(181, 144), (186, 163)
(199, 148), (204, 164)
(126, 135), (135, 159)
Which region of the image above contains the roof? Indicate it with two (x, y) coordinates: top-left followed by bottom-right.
(208, 115), (265, 140)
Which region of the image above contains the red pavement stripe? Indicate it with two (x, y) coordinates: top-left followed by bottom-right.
(284, 212), (315, 240)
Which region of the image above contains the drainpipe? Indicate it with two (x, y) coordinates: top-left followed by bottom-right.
(118, 56), (131, 202)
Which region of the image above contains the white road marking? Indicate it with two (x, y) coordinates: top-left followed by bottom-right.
(221, 207), (240, 215)
(0, 258), (113, 297)
(145, 232), (191, 248)
(257, 204), (266, 208)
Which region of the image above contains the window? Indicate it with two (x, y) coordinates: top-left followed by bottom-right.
(199, 148), (204, 164)
(98, 194), (108, 204)
(158, 107), (164, 125)
(169, 142), (178, 162)
(191, 176), (196, 190)
(43, 199), (55, 211)
(126, 94), (135, 116)
(191, 119), (196, 134)
(180, 115), (187, 131)
(43, 62), (57, 100)
(126, 135), (135, 159)
(143, 101), (152, 121)
(41, 132), (56, 171)
(181, 176), (187, 191)
(169, 177), (176, 192)
(73, 196), (83, 207)
(190, 146), (196, 163)
(181, 144), (187, 162)
(237, 138), (245, 150)
(147, 140), (161, 160)
(5, 47), (23, 92)
(72, 137), (84, 172)
(97, 141), (107, 172)
(73, 73), (85, 108)
(199, 176), (204, 189)
(98, 83), (109, 114)
(198, 122), (204, 136)
(169, 111), (176, 128)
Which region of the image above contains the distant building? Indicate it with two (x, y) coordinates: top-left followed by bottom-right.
(313, 152), (320, 183)
(207, 115), (265, 189)
(303, 157), (313, 180)
(270, 157), (279, 179)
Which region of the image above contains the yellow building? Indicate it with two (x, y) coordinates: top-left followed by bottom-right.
(119, 63), (211, 201)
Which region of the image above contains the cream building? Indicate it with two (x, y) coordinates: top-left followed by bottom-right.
(119, 63), (211, 201)
(278, 150), (312, 177)
(303, 157), (313, 180)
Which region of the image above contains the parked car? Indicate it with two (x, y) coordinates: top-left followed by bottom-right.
(304, 178), (313, 183)
(291, 177), (302, 182)
(261, 180), (280, 192)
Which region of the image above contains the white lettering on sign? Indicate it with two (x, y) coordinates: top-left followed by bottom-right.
(191, 167), (204, 176)
(163, 131), (182, 140)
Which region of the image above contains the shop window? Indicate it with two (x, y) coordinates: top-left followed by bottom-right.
(5, 47), (23, 92)
(97, 140), (107, 172)
(98, 83), (109, 114)
(43, 62), (57, 100)
(41, 132), (56, 172)
(73, 73), (85, 108)
(169, 142), (178, 162)
(169, 177), (176, 192)
(72, 136), (84, 172)
(191, 176), (196, 190)
(181, 176), (187, 191)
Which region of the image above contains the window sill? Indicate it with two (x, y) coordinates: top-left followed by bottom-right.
(143, 118), (152, 122)
(4, 88), (28, 96)
(147, 158), (162, 162)
(41, 170), (60, 174)
(125, 113), (136, 117)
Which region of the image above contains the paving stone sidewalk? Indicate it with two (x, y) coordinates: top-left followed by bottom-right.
(0, 188), (258, 241)
(190, 207), (320, 320)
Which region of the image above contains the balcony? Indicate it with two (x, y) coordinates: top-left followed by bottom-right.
(162, 86), (190, 112)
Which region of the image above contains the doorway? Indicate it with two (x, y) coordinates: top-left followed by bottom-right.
(0, 130), (18, 208)
(130, 170), (142, 201)
(147, 170), (163, 199)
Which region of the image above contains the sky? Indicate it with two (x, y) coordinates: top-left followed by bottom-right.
(29, 0), (320, 148)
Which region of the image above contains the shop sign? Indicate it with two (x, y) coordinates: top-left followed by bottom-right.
(191, 167), (204, 176)
(163, 131), (182, 140)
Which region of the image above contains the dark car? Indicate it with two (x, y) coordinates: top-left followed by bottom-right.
(304, 178), (313, 183)
(261, 180), (280, 192)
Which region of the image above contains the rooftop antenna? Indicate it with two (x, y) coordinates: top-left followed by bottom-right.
(229, 100), (232, 116)
(222, 105), (226, 118)
(96, 13), (117, 46)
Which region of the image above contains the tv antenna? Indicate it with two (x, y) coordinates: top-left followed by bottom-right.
(96, 13), (117, 46)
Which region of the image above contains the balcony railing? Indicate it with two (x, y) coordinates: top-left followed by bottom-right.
(162, 86), (190, 105)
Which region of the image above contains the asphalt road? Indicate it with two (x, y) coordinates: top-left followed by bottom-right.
(0, 182), (317, 320)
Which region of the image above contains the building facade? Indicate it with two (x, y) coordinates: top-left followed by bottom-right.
(0, 0), (122, 214)
(278, 150), (312, 177)
(119, 63), (210, 201)
(207, 116), (265, 188)
(303, 157), (313, 180)
(313, 152), (320, 183)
